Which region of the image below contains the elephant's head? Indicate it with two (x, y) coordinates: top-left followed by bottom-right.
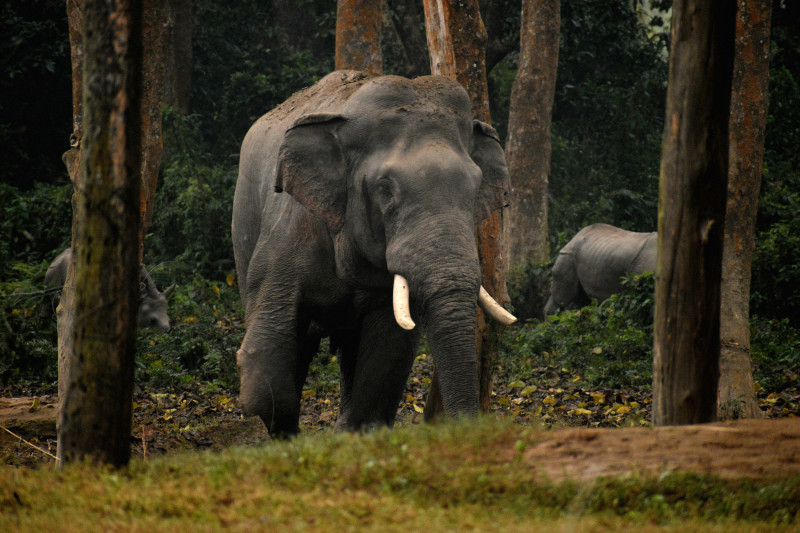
(273, 75), (514, 416)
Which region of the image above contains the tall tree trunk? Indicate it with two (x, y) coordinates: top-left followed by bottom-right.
(336, 0), (383, 75)
(422, 0), (506, 418)
(139, 0), (171, 253)
(56, 0), (85, 463)
(652, 0), (736, 426)
(58, 0), (143, 467)
(718, 0), (772, 420)
(504, 0), (559, 268)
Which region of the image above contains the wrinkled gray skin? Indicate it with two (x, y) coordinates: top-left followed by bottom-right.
(45, 248), (176, 332)
(544, 224), (657, 316)
(232, 71), (510, 437)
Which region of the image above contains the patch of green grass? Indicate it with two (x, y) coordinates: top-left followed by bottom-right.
(2, 418), (799, 531)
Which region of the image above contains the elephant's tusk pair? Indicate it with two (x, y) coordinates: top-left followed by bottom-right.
(392, 274), (518, 330)
(478, 286), (518, 325)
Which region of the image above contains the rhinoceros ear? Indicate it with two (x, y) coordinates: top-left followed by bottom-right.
(275, 113), (348, 233)
(470, 120), (511, 223)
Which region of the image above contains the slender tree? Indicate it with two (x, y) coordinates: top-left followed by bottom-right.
(718, 0), (772, 420)
(58, 0), (144, 467)
(422, 0), (507, 418)
(504, 0), (559, 268)
(336, 0), (383, 75)
(55, 1), (85, 461)
(652, 0), (736, 426)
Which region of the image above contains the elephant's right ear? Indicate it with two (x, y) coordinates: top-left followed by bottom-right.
(275, 113), (348, 233)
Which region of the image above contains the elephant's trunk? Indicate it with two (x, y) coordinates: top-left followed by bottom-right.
(387, 222), (485, 416)
(421, 284), (481, 416)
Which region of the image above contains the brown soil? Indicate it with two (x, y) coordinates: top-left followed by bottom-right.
(2, 394), (799, 482)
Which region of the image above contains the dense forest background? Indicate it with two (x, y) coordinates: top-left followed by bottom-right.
(1, 0), (798, 390)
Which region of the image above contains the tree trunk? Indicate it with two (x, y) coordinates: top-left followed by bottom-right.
(336, 0), (383, 75)
(57, 0), (143, 467)
(652, 0), (735, 426)
(504, 0), (559, 268)
(139, 0), (171, 253)
(718, 0), (772, 421)
(56, 0), (85, 463)
(422, 0), (506, 418)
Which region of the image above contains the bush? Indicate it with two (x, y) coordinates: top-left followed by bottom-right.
(502, 272), (655, 391)
(145, 110), (238, 280)
(750, 316), (800, 392)
(0, 182), (72, 272)
(135, 275), (243, 392)
(0, 261), (58, 388)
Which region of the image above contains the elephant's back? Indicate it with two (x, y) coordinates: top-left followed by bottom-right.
(573, 224), (655, 299)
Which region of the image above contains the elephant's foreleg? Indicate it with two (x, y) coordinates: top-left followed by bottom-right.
(336, 306), (420, 431)
(237, 304), (306, 438)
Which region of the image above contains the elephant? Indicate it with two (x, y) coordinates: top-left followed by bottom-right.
(543, 223), (657, 316)
(44, 248), (176, 332)
(232, 70), (517, 438)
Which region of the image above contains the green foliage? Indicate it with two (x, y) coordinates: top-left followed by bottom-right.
(146, 110), (238, 279)
(505, 259), (552, 322)
(502, 272), (656, 391)
(0, 182), (72, 271)
(136, 275), (243, 392)
(750, 316), (800, 392)
(751, 21), (800, 326)
(0, 261), (58, 388)
(191, 0), (335, 158)
(548, 0), (668, 235)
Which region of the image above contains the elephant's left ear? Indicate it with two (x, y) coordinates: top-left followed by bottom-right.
(276, 113), (348, 233)
(470, 120), (511, 223)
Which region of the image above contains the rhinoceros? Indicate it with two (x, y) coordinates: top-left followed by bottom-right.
(544, 224), (657, 316)
(45, 248), (175, 332)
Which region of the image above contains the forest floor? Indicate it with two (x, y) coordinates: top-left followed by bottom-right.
(2, 354), (799, 481)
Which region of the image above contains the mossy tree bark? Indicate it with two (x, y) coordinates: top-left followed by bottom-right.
(504, 0), (559, 269)
(335, 0), (383, 75)
(57, 0), (144, 467)
(718, 0), (772, 421)
(653, 0), (735, 426)
(422, 0), (507, 418)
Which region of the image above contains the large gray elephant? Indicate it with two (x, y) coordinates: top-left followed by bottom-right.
(543, 223), (657, 316)
(45, 248), (175, 331)
(232, 70), (516, 437)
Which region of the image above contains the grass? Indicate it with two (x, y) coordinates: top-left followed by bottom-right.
(2, 418), (799, 532)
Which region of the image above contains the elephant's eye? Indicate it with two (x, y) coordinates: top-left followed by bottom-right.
(377, 178), (393, 197)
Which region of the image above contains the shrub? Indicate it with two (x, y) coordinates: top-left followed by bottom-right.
(0, 182), (72, 271)
(0, 261), (58, 388)
(502, 272), (655, 391)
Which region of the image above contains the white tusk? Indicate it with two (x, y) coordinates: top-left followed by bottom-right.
(392, 274), (416, 330)
(479, 286), (518, 325)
